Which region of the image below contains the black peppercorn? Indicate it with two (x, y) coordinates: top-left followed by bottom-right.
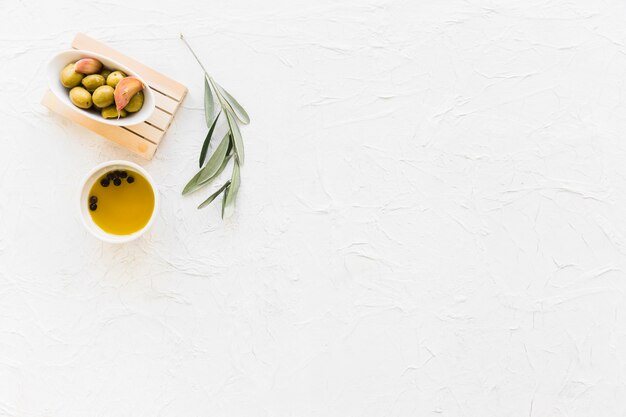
(100, 178), (110, 187)
(127, 176), (134, 184)
(120, 171), (128, 178)
(113, 178), (122, 186)
(89, 196), (97, 204)
(89, 203), (97, 211)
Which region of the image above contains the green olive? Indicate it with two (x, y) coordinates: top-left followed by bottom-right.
(60, 63), (84, 88)
(92, 85), (114, 108)
(100, 69), (112, 80)
(106, 70), (126, 88)
(101, 105), (127, 119)
(81, 74), (105, 92)
(69, 87), (92, 109)
(124, 91), (144, 113)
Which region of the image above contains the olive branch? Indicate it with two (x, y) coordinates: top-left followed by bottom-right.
(180, 33), (250, 218)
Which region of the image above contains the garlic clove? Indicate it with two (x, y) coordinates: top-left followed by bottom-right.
(114, 76), (144, 111)
(74, 58), (103, 74)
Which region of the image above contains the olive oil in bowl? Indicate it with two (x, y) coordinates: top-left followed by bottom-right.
(88, 169), (155, 235)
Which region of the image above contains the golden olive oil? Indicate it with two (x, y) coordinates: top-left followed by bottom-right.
(88, 170), (155, 235)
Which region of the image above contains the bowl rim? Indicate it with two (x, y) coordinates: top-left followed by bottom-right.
(47, 49), (155, 127)
(78, 160), (159, 244)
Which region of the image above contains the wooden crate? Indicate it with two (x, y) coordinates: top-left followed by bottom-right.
(42, 33), (187, 160)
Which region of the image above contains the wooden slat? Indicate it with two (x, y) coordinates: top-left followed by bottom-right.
(146, 108), (172, 131)
(153, 89), (180, 114)
(42, 91), (157, 159)
(71, 33), (187, 100)
(125, 121), (165, 144)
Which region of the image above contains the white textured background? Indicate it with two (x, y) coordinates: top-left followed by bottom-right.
(2, 0), (626, 415)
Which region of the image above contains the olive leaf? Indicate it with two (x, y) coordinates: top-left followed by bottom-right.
(215, 83), (250, 124)
(199, 133), (230, 183)
(198, 181), (231, 209)
(189, 152), (233, 196)
(183, 172), (203, 195)
(199, 111), (221, 168)
(182, 133), (230, 195)
(226, 133), (234, 156)
(183, 150), (232, 195)
(225, 110), (244, 165)
(221, 186), (230, 218)
(221, 160), (240, 218)
(204, 77), (215, 127)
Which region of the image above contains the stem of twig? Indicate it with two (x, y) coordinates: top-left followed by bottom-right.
(180, 33), (229, 110)
(180, 33), (209, 74)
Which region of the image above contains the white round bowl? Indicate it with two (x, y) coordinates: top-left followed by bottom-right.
(79, 160), (159, 244)
(47, 50), (155, 126)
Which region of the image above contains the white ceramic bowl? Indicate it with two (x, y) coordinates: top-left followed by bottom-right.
(47, 50), (155, 126)
(79, 160), (159, 243)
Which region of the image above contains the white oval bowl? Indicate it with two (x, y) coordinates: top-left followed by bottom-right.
(79, 160), (159, 244)
(47, 50), (155, 126)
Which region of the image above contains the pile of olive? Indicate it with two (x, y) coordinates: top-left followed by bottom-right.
(60, 58), (144, 119)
